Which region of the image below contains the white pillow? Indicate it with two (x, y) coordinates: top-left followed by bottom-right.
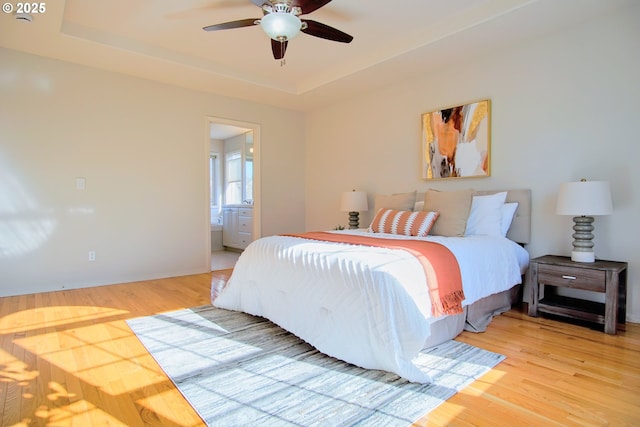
(464, 192), (508, 237)
(413, 200), (424, 211)
(500, 202), (519, 237)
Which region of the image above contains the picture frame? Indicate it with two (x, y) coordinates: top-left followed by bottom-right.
(421, 99), (491, 180)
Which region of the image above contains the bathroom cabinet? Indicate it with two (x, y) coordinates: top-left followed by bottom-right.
(223, 205), (253, 250)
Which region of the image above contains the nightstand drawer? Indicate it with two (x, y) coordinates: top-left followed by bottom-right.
(538, 264), (605, 292)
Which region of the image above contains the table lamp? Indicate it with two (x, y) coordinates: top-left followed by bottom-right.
(340, 190), (368, 229)
(556, 179), (612, 262)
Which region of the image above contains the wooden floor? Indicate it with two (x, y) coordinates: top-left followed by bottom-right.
(1, 271), (638, 427)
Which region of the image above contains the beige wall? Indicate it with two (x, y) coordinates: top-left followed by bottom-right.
(305, 6), (640, 321)
(0, 47), (305, 295)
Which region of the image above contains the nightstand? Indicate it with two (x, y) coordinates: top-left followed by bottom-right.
(527, 255), (627, 334)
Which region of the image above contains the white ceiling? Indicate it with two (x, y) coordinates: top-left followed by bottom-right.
(0, 0), (629, 111)
(210, 123), (251, 140)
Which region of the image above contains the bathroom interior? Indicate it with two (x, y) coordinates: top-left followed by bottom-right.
(210, 123), (254, 270)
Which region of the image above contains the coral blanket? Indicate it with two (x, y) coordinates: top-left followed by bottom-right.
(284, 232), (465, 316)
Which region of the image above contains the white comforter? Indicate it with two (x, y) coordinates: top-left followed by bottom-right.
(212, 230), (529, 383)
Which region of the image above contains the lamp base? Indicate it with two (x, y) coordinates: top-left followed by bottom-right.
(348, 211), (360, 229)
(570, 215), (595, 263)
(571, 251), (595, 263)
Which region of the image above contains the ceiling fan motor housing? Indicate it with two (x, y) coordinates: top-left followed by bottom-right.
(260, 4), (302, 42)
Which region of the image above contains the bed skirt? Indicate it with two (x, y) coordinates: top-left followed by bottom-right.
(422, 284), (521, 349)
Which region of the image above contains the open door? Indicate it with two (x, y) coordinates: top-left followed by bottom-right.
(206, 117), (260, 271)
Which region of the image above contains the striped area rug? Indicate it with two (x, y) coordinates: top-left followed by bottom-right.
(127, 305), (504, 426)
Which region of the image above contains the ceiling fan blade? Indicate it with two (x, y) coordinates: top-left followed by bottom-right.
(271, 39), (288, 60)
(292, 0), (333, 15)
(203, 18), (259, 31)
(301, 19), (353, 43)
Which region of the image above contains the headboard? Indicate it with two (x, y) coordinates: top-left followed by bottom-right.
(415, 189), (532, 245)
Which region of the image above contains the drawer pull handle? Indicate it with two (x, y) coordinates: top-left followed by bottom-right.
(562, 275), (577, 280)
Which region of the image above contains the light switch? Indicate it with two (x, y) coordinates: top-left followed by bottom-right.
(76, 177), (86, 190)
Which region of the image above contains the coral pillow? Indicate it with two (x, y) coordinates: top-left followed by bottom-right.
(369, 209), (439, 237)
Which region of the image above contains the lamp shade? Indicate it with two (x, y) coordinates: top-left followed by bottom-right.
(556, 180), (612, 216)
(260, 12), (301, 41)
(340, 191), (368, 212)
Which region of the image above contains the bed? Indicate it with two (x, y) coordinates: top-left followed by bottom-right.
(212, 189), (531, 383)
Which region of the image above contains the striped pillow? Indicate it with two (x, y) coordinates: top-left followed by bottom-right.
(368, 209), (440, 237)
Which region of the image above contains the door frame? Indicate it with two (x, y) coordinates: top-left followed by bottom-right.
(205, 116), (261, 259)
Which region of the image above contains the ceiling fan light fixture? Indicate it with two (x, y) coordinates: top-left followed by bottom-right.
(260, 12), (301, 41)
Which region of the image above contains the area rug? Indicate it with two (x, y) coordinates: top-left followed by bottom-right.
(126, 306), (504, 426)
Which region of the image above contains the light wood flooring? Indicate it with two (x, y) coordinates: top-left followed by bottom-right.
(210, 250), (240, 271)
(1, 270), (638, 426)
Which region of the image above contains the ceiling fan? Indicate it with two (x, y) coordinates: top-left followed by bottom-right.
(203, 0), (353, 61)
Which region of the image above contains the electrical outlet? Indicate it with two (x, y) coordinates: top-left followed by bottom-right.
(76, 177), (86, 190)
(88, 251), (96, 261)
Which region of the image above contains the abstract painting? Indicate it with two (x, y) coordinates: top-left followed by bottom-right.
(422, 99), (491, 180)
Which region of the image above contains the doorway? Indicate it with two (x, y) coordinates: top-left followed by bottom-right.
(207, 117), (260, 271)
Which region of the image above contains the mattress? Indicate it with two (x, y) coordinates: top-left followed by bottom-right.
(212, 230), (529, 383)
